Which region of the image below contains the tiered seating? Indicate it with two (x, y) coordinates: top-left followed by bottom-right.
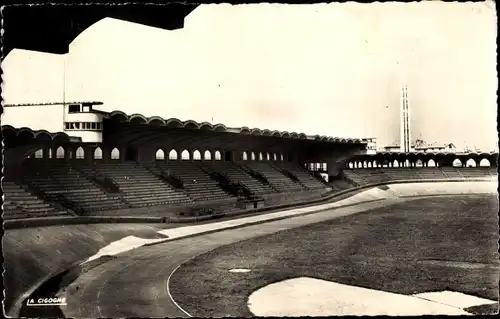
(458, 167), (496, 179)
(275, 162), (327, 190)
(489, 168), (498, 178)
(331, 179), (353, 191)
(344, 169), (391, 185)
(344, 167), (496, 186)
(88, 162), (192, 207)
(157, 161), (232, 201)
(413, 168), (447, 179)
(244, 162), (305, 192)
(383, 168), (420, 180)
(2, 181), (69, 219)
(23, 161), (128, 213)
(206, 161), (277, 196)
(342, 170), (367, 185)
(440, 167), (463, 179)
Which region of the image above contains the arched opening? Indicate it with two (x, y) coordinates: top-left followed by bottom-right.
(348, 162), (354, 169)
(273, 153), (277, 161)
(479, 158), (491, 167)
(193, 150), (202, 160)
(452, 159), (462, 167)
(181, 149), (190, 161)
(56, 146), (65, 159)
(111, 147), (120, 160)
(214, 150), (222, 161)
(49, 148), (53, 159)
(465, 159), (476, 167)
(416, 159), (423, 167)
(94, 147), (103, 160)
(76, 147), (85, 159)
(367, 162), (372, 168)
(266, 152), (270, 161)
(393, 160), (399, 168)
(242, 151), (248, 161)
(169, 149), (178, 160)
(204, 150), (212, 161)
(280, 153), (284, 162)
(125, 147), (138, 162)
(259, 152), (263, 161)
(428, 159), (436, 167)
(156, 149), (165, 160)
(251, 152), (256, 161)
(34, 149), (43, 159)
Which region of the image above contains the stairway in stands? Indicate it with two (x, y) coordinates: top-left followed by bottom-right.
(244, 162), (306, 193)
(85, 162), (192, 208)
(273, 162), (328, 190)
(156, 161), (232, 202)
(2, 181), (71, 220)
(206, 161), (277, 197)
(23, 160), (129, 214)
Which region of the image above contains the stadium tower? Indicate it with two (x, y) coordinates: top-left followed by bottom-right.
(400, 84), (412, 153)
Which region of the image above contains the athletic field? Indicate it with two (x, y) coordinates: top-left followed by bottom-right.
(169, 194), (499, 316)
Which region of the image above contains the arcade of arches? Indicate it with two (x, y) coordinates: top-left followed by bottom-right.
(27, 145), (296, 164)
(346, 153), (498, 169)
(27, 145), (497, 175)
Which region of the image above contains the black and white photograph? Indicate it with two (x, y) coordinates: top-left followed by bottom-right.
(1, 1), (498, 317)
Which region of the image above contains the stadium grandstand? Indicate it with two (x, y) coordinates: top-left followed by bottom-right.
(342, 152), (498, 187)
(2, 102), (497, 222)
(1, 101), (369, 222)
(1, 4), (498, 318)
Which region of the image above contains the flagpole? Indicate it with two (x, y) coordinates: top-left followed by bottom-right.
(62, 54), (67, 127)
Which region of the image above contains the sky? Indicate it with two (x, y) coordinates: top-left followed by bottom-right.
(2, 1), (498, 151)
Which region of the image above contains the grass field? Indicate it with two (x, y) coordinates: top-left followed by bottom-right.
(169, 194), (499, 317)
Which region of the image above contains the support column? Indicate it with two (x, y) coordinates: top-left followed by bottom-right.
(43, 146), (50, 164)
(121, 147), (127, 163)
(64, 145), (72, 162)
(103, 146), (111, 164)
(85, 146), (94, 165)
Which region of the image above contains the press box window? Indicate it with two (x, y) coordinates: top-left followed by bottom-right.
(68, 104), (81, 113)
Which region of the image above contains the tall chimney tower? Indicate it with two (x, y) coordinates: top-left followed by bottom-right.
(400, 84), (412, 152)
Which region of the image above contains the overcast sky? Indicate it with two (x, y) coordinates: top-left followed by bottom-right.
(2, 1), (497, 151)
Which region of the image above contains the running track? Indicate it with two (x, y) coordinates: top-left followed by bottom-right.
(60, 199), (395, 318)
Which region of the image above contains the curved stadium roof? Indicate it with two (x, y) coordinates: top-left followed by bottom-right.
(107, 110), (364, 144)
